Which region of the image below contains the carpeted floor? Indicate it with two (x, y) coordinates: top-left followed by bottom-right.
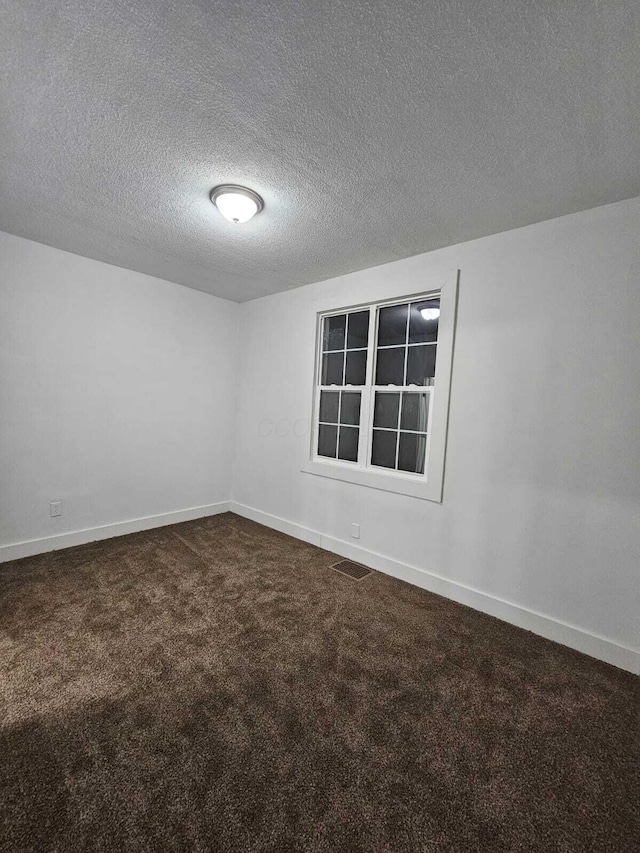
(0, 513), (638, 852)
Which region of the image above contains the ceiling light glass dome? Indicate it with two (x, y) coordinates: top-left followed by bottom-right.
(210, 185), (264, 224)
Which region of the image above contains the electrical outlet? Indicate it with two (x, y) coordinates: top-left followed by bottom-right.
(351, 523), (360, 539)
(50, 501), (62, 518)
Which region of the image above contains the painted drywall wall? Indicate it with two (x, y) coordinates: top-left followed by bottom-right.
(232, 197), (640, 664)
(0, 232), (238, 552)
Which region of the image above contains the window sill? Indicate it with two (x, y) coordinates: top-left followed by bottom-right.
(300, 458), (443, 502)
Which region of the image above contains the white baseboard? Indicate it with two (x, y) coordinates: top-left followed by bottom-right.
(0, 501), (231, 563)
(3, 498), (636, 675)
(230, 501), (639, 675)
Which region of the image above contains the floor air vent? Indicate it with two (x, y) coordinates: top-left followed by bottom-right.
(332, 560), (372, 580)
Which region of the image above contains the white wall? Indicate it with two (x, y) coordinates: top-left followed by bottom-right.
(232, 197), (640, 670)
(2, 201), (638, 671)
(0, 232), (238, 554)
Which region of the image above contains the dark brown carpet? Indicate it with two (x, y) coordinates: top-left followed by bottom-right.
(0, 513), (638, 853)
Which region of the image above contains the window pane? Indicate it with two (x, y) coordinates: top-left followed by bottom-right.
(347, 311), (369, 349)
(406, 344), (436, 385)
(338, 426), (359, 462)
(375, 347), (405, 385)
(323, 315), (345, 351)
(319, 391), (339, 424)
(345, 350), (367, 385)
(377, 303), (408, 347)
(373, 392), (400, 429)
(371, 429), (397, 468)
(398, 432), (426, 474)
(318, 424), (338, 458)
(408, 299), (440, 344)
(400, 393), (429, 432)
(340, 391), (361, 426)
(321, 352), (344, 385)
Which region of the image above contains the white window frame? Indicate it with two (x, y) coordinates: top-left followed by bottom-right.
(300, 271), (458, 502)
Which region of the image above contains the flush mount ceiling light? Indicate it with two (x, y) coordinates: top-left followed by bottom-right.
(210, 185), (264, 224)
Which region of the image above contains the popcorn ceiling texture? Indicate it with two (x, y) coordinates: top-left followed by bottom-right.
(0, 0), (638, 302)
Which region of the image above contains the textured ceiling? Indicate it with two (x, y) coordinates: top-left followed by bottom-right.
(1, 0), (638, 302)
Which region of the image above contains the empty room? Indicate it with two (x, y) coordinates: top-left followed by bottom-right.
(1, 1), (638, 851)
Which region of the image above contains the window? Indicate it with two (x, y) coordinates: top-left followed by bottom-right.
(302, 274), (458, 502)
(315, 294), (439, 475)
(316, 309), (369, 463)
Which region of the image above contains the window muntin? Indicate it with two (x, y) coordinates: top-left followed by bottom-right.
(371, 391), (429, 473)
(317, 389), (362, 462)
(314, 295), (440, 477)
(375, 298), (439, 387)
(320, 310), (369, 387)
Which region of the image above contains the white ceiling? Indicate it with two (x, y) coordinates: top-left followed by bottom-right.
(1, 0), (638, 302)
